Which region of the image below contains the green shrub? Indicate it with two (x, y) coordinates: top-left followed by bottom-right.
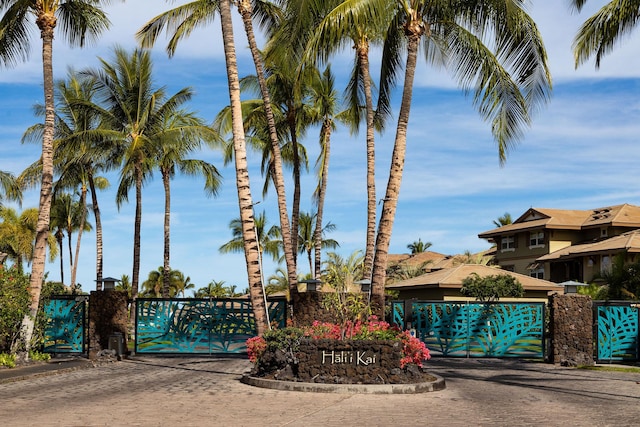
(28, 350), (50, 362)
(0, 267), (31, 352)
(0, 352), (16, 368)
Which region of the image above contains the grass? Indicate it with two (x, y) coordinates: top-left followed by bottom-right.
(579, 365), (640, 374)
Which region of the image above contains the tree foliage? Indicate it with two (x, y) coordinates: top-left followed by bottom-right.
(0, 267), (30, 352)
(460, 273), (524, 302)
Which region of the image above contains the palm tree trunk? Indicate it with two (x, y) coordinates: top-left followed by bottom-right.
(19, 18), (56, 353)
(313, 121), (331, 279)
(130, 160), (143, 323)
(220, 0), (268, 335)
(289, 120), (301, 266)
(88, 172), (103, 290)
(162, 169), (171, 298)
(359, 40), (377, 280)
(57, 232), (64, 284)
(237, 0), (299, 299)
(370, 33), (420, 315)
(70, 184), (88, 289)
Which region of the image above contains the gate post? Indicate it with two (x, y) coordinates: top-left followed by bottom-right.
(548, 294), (594, 366)
(88, 290), (129, 359)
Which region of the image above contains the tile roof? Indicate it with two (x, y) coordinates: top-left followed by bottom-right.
(386, 264), (562, 292)
(478, 204), (640, 238)
(537, 230), (640, 261)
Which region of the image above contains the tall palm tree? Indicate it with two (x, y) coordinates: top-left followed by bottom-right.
(307, 65), (343, 280)
(136, 0), (269, 334)
(571, 1), (640, 68)
(332, 0), (552, 314)
(0, 0), (113, 351)
(154, 110), (222, 297)
(50, 72), (114, 289)
(302, 0), (391, 280)
(84, 47), (195, 317)
(21, 71), (110, 289)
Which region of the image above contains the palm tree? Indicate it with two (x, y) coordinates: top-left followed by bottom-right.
(302, 0), (390, 280)
(407, 238), (432, 254)
(195, 280), (229, 298)
(307, 65), (343, 280)
(50, 71), (113, 290)
(265, 267), (289, 296)
(20, 71), (109, 289)
(154, 110), (222, 297)
(331, 0), (552, 314)
(141, 267), (186, 298)
(493, 213), (513, 227)
(84, 47), (198, 318)
(0, 207), (57, 273)
(0, 171), (22, 208)
(220, 210), (282, 267)
(297, 211), (339, 277)
(115, 274), (132, 298)
(322, 250), (365, 293)
(0, 0), (112, 351)
(136, 0), (269, 334)
(49, 192), (92, 285)
(571, 1), (640, 68)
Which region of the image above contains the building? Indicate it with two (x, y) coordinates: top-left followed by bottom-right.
(385, 264), (562, 302)
(478, 204), (640, 283)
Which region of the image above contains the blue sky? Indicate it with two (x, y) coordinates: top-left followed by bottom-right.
(1, 1), (639, 294)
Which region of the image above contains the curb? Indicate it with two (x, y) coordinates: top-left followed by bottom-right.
(240, 373), (446, 394)
(0, 359), (95, 384)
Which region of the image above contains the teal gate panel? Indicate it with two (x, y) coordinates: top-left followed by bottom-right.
(391, 301), (545, 358)
(595, 302), (639, 362)
(135, 297), (287, 354)
(43, 296), (87, 353)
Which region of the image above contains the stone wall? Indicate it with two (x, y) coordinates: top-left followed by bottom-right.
(549, 294), (594, 366)
(88, 290), (129, 359)
(290, 291), (339, 326)
(255, 339), (424, 384)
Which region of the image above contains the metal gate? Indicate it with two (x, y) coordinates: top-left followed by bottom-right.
(595, 301), (640, 362)
(135, 297), (287, 354)
(42, 295), (88, 354)
(391, 300), (545, 358)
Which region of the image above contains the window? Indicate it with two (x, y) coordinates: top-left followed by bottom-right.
(530, 266), (544, 279)
(529, 231), (544, 247)
(501, 235), (516, 251)
(601, 255), (611, 273)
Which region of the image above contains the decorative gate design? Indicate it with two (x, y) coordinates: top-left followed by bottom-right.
(135, 297), (287, 354)
(391, 301), (545, 358)
(595, 302), (639, 362)
(43, 295), (88, 354)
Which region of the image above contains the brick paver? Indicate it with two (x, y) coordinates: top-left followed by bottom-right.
(1, 357), (639, 426)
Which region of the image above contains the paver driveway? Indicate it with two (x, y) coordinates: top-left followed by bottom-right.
(1, 356), (639, 426)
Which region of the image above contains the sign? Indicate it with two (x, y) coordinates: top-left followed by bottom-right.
(320, 350), (380, 366)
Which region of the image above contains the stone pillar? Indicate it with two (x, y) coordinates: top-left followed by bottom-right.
(88, 290), (129, 359)
(549, 294), (594, 366)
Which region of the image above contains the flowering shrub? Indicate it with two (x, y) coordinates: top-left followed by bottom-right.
(399, 331), (431, 368)
(246, 336), (267, 363)
(246, 317), (430, 368)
